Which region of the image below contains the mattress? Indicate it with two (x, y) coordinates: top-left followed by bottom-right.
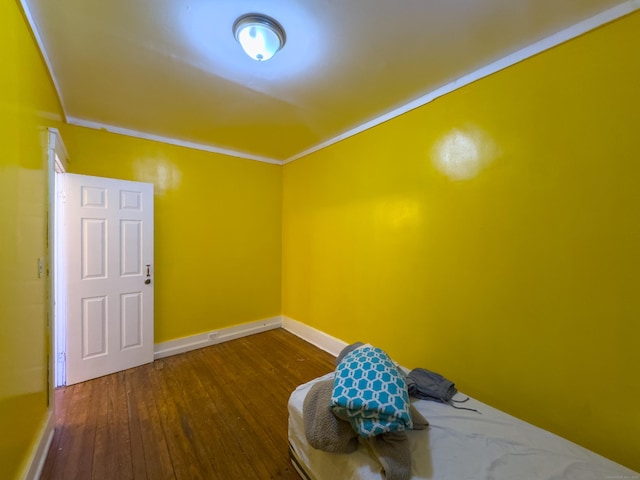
(288, 373), (638, 480)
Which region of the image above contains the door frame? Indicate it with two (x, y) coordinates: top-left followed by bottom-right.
(47, 127), (68, 389)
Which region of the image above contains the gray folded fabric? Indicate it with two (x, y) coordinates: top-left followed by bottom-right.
(409, 404), (429, 429)
(303, 379), (359, 453)
(407, 368), (480, 413)
(366, 432), (412, 480)
(406, 368), (457, 403)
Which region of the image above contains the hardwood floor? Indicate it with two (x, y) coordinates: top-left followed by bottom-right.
(41, 329), (336, 480)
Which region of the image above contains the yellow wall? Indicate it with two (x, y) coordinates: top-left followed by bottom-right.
(282, 12), (640, 471)
(61, 126), (282, 343)
(1, 1), (64, 478)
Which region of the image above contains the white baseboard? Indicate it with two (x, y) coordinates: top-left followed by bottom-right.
(281, 316), (347, 357)
(22, 408), (55, 480)
(154, 316), (283, 359)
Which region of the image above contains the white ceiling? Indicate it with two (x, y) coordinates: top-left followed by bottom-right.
(23, 0), (634, 163)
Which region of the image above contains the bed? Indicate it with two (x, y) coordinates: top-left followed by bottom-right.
(288, 371), (638, 480)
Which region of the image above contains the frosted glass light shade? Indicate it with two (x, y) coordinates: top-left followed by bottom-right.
(233, 14), (286, 61)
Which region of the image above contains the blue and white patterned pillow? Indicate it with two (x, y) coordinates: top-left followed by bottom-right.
(330, 344), (412, 437)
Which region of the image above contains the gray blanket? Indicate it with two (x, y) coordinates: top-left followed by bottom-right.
(303, 379), (429, 480)
(303, 379), (359, 453)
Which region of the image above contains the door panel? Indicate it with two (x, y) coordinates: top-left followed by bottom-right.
(121, 292), (142, 349)
(121, 220), (142, 275)
(82, 218), (106, 278)
(64, 173), (154, 385)
(83, 296), (107, 358)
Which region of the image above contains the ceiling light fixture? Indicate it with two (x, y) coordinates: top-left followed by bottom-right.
(233, 14), (286, 62)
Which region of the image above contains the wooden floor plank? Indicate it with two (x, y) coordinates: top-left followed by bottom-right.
(164, 352), (261, 479)
(199, 336), (302, 473)
(39, 385), (76, 478)
(123, 367), (151, 480)
(192, 348), (285, 478)
(41, 329), (337, 480)
(91, 375), (115, 480)
(126, 365), (176, 479)
(114, 371), (135, 478)
(58, 380), (98, 479)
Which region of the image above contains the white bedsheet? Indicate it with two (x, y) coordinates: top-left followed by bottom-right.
(288, 373), (638, 480)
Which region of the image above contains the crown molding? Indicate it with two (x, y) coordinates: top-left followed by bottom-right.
(67, 118), (284, 165)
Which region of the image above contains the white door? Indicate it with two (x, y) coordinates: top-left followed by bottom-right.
(63, 173), (154, 385)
